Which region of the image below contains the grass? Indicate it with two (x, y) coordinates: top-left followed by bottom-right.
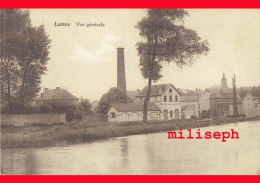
(1, 116), (260, 149)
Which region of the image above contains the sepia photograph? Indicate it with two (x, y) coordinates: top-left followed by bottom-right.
(0, 8), (260, 175)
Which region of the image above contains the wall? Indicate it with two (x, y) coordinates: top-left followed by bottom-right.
(199, 92), (211, 112)
(1, 113), (66, 126)
(156, 102), (182, 120)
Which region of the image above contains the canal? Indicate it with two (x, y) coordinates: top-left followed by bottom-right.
(1, 121), (260, 174)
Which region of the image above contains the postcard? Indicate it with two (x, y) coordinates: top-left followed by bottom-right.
(1, 8), (260, 175)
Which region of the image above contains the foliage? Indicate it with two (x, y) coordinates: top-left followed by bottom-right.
(39, 103), (52, 113)
(136, 9), (209, 122)
(96, 87), (131, 114)
(79, 99), (92, 114)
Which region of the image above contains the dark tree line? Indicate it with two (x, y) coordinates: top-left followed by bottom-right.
(0, 9), (51, 113)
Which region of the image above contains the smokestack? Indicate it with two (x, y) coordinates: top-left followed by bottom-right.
(117, 47), (126, 93)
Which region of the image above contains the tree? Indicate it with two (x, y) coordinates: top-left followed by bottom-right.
(16, 24), (51, 111)
(96, 87), (131, 114)
(79, 99), (92, 114)
(0, 9), (31, 111)
(136, 9), (209, 122)
(0, 9), (51, 113)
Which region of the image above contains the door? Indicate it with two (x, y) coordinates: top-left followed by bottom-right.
(163, 109), (168, 121)
(174, 109), (180, 120)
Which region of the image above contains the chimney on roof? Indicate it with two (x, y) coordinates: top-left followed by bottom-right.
(56, 87), (60, 90)
(45, 88), (48, 91)
(137, 89), (140, 92)
(117, 47), (126, 93)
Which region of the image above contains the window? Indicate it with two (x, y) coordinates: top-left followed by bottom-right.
(111, 112), (116, 118)
(175, 95), (178, 101)
(169, 95), (172, 101)
(163, 109), (168, 112)
(170, 110), (173, 118)
(169, 89), (172, 93)
(140, 97), (142, 100)
(164, 95), (167, 102)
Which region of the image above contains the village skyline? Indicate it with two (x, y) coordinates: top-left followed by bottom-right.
(29, 9), (260, 101)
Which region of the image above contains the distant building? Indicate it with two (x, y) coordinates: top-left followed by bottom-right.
(107, 103), (161, 122)
(136, 83), (200, 120)
(36, 87), (79, 106)
(208, 73), (242, 116)
(198, 91), (211, 113)
(242, 94), (260, 117)
(126, 89), (140, 103)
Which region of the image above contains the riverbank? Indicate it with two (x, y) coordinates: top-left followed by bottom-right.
(1, 116), (260, 149)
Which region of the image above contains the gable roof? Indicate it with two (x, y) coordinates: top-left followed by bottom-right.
(108, 102), (161, 113)
(136, 83), (182, 97)
(37, 88), (79, 100)
(243, 93), (258, 100)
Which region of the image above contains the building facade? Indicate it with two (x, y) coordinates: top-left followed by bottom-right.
(135, 84), (200, 120)
(107, 103), (161, 122)
(242, 94), (259, 117)
(205, 73), (242, 116)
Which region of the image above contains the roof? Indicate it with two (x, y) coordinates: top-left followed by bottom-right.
(136, 83), (182, 97)
(37, 87), (79, 100)
(181, 104), (196, 111)
(108, 102), (161, 112)
(181, 96), (200, 102)
(243, 94), (258, 100)
(126, 90), (140, 100)
(210, 92), (242, 103)
(206, 85), (233, 94)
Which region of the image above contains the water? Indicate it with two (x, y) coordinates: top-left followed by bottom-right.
(1, 121), (260, 174)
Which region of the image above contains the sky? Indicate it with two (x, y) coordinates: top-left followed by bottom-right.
(29, 9), (260, 101)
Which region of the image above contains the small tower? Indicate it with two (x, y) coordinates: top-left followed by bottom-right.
(117, 47), (126, 93)
(221, 73), (228, 89)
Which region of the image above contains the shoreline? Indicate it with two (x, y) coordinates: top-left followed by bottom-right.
(1, 116), (260, 149)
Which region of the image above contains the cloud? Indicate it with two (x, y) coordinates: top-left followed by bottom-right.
(70, 34), (121, 63)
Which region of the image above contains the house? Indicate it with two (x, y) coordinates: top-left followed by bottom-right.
(107, 103), (161, 122)
(181, 95), (200, 119)
(126, 89), (140, 103)
(209, 91), (242, 116)
(36, 87), (79, 106)
(203, 73), (242, 116)
(242, 94), (259, 117)
(135, 83), (200, 120)
(199, 91), (211, 114)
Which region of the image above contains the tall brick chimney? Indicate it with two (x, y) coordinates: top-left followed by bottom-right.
(117, 47), (126, 93)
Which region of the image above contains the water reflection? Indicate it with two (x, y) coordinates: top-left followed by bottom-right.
(1, 121), (260, 175)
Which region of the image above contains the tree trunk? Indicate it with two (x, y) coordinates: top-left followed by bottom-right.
(143, 34), (158, 123)
(2, 64), (11, 112)
(6, 71), (11, 111)
(143, 77), (152, 123)
(20, 61), (30, 113)
(20, 71), (26, 113)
